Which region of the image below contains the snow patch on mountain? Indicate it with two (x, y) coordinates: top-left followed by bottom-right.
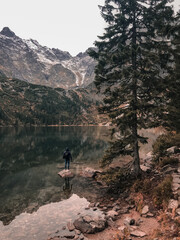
(23, 39), (60, 65)
(0, 27), (96, 89)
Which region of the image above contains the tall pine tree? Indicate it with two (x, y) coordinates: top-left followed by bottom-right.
(164, 11), (180, 132)
(89, 0), (175, 176)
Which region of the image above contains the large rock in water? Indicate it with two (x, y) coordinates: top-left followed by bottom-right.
(58, 169), (74, 178)
(73, 214), (107, 234)
(82, 167), (102, 178)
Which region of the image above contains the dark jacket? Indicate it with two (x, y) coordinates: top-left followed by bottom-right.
(63, 150), (72, 161)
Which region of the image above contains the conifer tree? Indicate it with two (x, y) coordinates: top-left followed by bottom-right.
(89, 0), (175, 175)
(164, 11), (180, 132)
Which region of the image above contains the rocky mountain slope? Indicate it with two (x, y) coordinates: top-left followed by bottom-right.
(0, 74), (107, 126)
(0, 27), (96, 89)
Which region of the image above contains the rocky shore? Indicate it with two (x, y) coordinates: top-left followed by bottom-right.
(48, 146), (180, 240)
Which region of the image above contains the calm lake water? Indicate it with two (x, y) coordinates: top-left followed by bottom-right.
(0, 126), (162, 240)
(0, 126), (110, 240)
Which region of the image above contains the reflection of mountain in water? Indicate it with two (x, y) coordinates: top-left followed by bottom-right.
(0, 126), (109, 225)
(0, 126), (109, 177)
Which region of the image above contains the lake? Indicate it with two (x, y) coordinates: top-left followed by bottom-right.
(0, 126), (162, 240)
(0, 126), (110, 240)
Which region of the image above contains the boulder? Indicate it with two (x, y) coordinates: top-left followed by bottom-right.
(82, 167), (101, 178)
(58, 169), (74, 178)
(73, 214), (107, 234)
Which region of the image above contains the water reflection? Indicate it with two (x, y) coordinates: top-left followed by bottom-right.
(0, 126), (109, 225)
(0, 194), (104, 240)
(63, 178), (73, 199)
(0, 126), (109, 178)
(0, 126), (162, 235)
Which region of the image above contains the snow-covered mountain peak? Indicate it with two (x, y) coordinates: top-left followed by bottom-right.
(0, 27), (96, 89)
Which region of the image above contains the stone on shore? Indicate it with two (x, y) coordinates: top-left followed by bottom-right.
(73, 214), (107, 234)
(82, 167), (101, 178)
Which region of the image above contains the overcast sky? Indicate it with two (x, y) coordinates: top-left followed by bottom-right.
(0, 0), (179, 56)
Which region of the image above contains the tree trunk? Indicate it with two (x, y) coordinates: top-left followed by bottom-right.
(132, 124), (141, 176)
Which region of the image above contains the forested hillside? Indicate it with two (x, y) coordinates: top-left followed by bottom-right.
(0, 75), (107, 126)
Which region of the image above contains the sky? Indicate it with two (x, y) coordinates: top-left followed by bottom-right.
(0, 0), (179, 56)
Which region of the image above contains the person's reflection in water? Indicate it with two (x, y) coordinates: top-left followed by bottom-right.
(63, 177), (73, 199)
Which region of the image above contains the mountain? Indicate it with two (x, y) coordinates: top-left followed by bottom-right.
(0, 27), (96, 89)
(0, 75), (108, 126)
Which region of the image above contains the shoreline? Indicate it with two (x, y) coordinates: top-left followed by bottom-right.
(48, 149), (180, 240)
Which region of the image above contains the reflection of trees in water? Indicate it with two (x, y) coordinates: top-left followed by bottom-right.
(0, 126), (109, 224)
(0, 126), (109, 178)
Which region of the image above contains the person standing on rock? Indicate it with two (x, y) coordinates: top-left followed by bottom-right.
(63, 147), (72, 170)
